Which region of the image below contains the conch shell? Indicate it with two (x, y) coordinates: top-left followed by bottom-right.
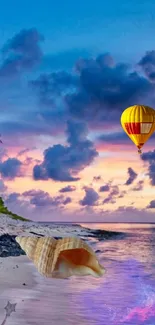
(16, 236), (105, 279)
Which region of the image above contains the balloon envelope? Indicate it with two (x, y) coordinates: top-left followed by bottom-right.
(120, 105), (155, 152)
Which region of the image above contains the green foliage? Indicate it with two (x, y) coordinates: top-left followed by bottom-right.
(0, 197), (30, 221)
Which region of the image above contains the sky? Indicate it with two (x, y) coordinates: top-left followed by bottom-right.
(0, 0), (155, 222)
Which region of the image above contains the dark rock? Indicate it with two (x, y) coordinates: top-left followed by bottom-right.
(1, 250), (10, 257)
(29, 231), (44, 237)
(0, 234), (26, 257)
(88, 229), (124, 240)
(23, 283), (26, 286)
(95, 250), (101, 253)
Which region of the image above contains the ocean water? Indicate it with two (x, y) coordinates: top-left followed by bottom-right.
(2, 223), (155, 325)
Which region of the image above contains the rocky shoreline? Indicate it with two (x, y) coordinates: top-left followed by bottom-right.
(0, 213), (124, 258)
(0, 230), (123, 258)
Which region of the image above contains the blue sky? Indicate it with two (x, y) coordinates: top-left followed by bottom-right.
(1, 0), (155, 63)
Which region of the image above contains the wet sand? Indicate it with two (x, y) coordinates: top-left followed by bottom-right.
(0, 255), (103, 325)
(0, 256), (37, 325)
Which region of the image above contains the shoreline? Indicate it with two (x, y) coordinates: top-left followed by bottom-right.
(0, 214), (124, 259)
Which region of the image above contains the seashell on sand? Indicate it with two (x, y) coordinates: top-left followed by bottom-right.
(16, 236), (105, 279)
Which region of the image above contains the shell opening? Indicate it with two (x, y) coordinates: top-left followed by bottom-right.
(55, 248), (104, 275)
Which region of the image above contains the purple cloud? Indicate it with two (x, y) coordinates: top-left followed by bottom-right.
(0, 158), (22, 179)
(147, 200), (155, 208)
(80, 187), (99, 206)
(6, 192), (20, 204)
(59, 185), (76, 193)
(103, 185), (119, 204)
(141, 150), (155, 185)
(63, 197), (72, 205)
(23, 189), (68, 207)
(0, 179), (7, 192)
(99, 184), (110, 192)
(125, 167), (137, 185)
(33, 120), (98, 182)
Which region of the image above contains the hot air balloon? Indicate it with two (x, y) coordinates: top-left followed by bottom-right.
(120, 105), (155, 154)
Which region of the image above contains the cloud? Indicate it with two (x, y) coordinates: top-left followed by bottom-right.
(99, 184), (110, 192)
(103, 185), (119, 204)
(80, 187), (99, 206)
(33, 120), (98, 182)
(17, 147), (37, 156)
(0, 179), (7, 192)
(0, 28), (44, 77)
(30, 71), (78, 106)
(125, 167), (137, 185)
(147, 200), (155, 208)
(98, 131), (127, 144)
(5, 192), (20, 204)
(66, 54), (152, 123)
(132, 180), (144, 191)
(63, 197), (72, 205)
(23, 189), (69, 207)
(93, 175), (102, 181)
(27, 50), (154, 143)
(141, 150), (155, 185)
(138, 50), (155, 81)
(59, 185), (76, 193)
(0, 38), (155, 144)
(113, 206), (155, 222)
(0, 158), (22, 179)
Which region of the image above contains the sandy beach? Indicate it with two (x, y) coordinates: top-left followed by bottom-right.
(0, 256), (37, 324)
(0, 215), (122, 325)
(0, 254), (102, 325)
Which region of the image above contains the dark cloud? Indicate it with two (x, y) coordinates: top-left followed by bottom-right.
(80, 187), (99, 206)
(103, 196), (115, 204)
(30, 71), (78, 106)
(33, 120), (98, 182)
(0, 158), (22, 179)
(59, 185), (76, 193)
(103, 185), (119, 204)
(23, 189), (68, 207)
(98, 131), (127, 144)
(125, 167), (137, 185)
(27, 51), (154, 141)
(139, 50), (155, 81)
(99, 184), (110, 192)
(1, 41), (155, 142)
(66, 54), (152, 122)
(0, 28), (44, 77)
(147, 200), (155, 208)
(141, 150), (155, 185)
(132, 180), (144, 191)
(63, 197), (72, 205)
